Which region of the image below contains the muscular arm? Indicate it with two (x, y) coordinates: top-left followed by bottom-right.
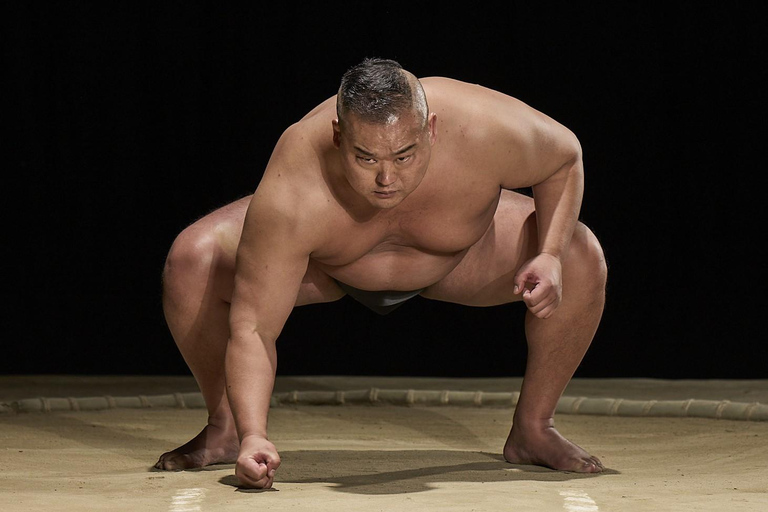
(509, 107), (584, 317)
(460, 80), (585, 316)
(522, 132), (583, 318)
(478, 91), (584, 256)
(529, 130), (584, 260)
(436, 79), (584, 247)
(224, 128), (323, 487)
(224, 184), (312, 487)
(225, 192), (309, 440)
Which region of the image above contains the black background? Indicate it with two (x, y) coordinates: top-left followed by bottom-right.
(4, 3), (766, 379)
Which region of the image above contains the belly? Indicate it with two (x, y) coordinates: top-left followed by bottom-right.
(312, 186), (502, 291)
(315, 246), (469, 291)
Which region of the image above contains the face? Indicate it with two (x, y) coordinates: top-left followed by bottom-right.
(333, 110), (437, 209)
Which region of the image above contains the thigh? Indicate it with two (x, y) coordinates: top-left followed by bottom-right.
(420, 190), (538, 306)
(184, 195), (344, 306)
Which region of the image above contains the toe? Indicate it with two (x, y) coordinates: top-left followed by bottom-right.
(581, 457), (603, 473)
(154, 454), (184, 471)
(163, 456), (185, 470)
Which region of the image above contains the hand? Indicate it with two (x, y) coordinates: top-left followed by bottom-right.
(235, 435), (281, 489)
(513, 252), (563, 319)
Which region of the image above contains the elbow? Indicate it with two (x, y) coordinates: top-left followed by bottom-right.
(565, 129), (583, 166)
(563, 130), (584, 179)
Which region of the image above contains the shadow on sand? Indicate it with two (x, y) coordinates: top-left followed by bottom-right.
(220, 449), (619, 495)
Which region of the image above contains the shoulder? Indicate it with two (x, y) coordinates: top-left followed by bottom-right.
(423, 77), (572, 135)
(421, 77), (530, 115)
(244, 123), (334, 250)
(424, 76), (579, 156)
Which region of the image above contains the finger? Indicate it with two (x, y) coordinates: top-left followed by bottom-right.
(244, 475), (273, 489)
(522, 288), (534, 307)
(527, 292), (557, 317)
(254, 459), (280, 488)
(267, 457), (281, 472)
(534, 301), (556, 319)
(237, 460), (268, 488)
(248, 467), (273, 489)
(259, 462), (277, 489)
(543, 295), (563, 318)
(258, 475), (274, 489)
(236, 471), (263, 489)
(240, 474), (272, 489)
(522, 284), (548, 308)
(537, 295), (561, 318)
(513, 271), (531, 295)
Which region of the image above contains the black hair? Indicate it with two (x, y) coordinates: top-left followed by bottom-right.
(337, 58), (427, 125)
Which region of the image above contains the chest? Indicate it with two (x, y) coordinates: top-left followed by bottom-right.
(389, 193), (498, 251)
(315, 183), (501, 265)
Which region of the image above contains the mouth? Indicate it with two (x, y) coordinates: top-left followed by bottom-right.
(374, 190), (397, 198)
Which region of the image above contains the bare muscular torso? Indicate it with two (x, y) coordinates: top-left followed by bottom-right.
(189, 74), (601, 486)
(310, 146), (502, 291)
(253, 77), (555, 292)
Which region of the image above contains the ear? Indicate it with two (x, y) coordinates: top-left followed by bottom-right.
(427, 112), (438, 145)
(332, 119), (341, 149)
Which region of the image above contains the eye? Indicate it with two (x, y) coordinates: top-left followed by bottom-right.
(397, 155), (412, 163)
(357, 156), (376, 164)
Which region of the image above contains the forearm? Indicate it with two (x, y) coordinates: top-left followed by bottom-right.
(225, 330), (277, 440)
(531, 157), (584, 260)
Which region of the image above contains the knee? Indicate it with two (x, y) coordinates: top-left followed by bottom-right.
(568, 223), (607, 291)
(162, 224), (220, 293)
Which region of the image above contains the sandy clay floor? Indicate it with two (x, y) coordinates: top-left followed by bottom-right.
(1, 376), (767, 511)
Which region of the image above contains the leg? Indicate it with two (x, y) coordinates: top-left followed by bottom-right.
(155, 196), (344, 470)
(421, 190), (607, 472)
(504, 220), (606, 472)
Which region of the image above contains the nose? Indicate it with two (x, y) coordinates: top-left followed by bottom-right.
(376, 164), (396, 187)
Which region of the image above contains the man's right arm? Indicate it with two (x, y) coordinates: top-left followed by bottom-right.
(224, 169), (318, 488)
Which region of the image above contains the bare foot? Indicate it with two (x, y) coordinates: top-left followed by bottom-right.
(155, 422), (239, 470)
(503, 421), (604, 473)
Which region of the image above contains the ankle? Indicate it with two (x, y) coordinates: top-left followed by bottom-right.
(512, 415), (555, 432)
(206, 414), (237, 433)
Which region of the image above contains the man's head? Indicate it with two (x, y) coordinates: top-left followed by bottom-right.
(336, 58), (428, 127)
(333, 58), (437, 209)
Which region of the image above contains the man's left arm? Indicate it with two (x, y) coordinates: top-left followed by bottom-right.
(512, 124), (585, 318)
(466, 82), (586, 318)
(532, 136), (584, 259)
